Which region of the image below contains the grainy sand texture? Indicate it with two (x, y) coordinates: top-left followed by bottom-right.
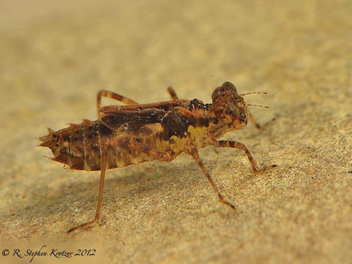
(0, 0), (351, 263)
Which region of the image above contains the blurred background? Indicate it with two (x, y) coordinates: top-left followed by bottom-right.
(1, 0), (351, 263)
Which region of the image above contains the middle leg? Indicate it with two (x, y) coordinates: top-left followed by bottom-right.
(186, 147), (236, 210)
(167, 87), (179, 101)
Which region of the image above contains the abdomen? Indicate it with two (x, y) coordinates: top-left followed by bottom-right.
(38, 120), (157, 171)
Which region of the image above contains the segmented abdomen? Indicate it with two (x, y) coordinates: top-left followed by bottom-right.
(38, 120), (156, 171)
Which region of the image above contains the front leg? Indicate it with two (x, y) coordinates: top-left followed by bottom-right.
(249, 113), (276, 130)
(212, 140), (277, 173)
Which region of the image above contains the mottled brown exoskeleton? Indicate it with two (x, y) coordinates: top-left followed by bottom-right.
(38, 81), (276, 233)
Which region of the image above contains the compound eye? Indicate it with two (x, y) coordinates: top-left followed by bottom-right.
(215, 104), (238, 124)
(225, 104), (238, 118)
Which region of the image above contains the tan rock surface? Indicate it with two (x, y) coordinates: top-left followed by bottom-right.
(1, 0), (351, 263)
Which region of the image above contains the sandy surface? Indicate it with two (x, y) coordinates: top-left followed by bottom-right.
(0, 0), (351, 263)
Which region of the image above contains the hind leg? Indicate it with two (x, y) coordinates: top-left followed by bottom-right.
(97, 90), (139, 114)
